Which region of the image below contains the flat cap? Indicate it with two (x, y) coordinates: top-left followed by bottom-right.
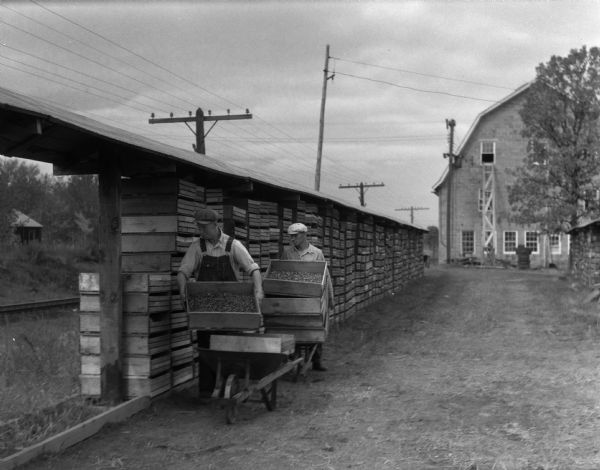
(287, 222), (308, 234)
(194, 208), (219, 225)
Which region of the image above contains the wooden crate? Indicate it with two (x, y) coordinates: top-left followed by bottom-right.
(186, 281), (262, 331)
(263, 260), (327, 297)
(209, 333), (294, 354)
(261, 296), (327, 329)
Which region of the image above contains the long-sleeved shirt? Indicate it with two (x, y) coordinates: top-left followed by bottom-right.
(178, 230), (260, 281)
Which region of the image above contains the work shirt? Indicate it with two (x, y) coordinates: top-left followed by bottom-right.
(282, 243), (326, 262)
(282, 243), (335, 307)
(178, 230), (260, 281)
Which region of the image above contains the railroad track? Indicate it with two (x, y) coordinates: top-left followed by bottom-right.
(0, 297), (80, 315)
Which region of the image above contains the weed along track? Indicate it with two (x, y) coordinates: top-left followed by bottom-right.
(13, 266), (600, 470)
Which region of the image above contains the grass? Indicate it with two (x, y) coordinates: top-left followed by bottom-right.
(0, 243), (101, 458)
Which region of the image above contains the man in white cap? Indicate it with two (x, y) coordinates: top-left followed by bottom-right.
(282, 222), (334, 371)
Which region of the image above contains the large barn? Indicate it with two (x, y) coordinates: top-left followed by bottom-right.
(433, 83), (570, 269)
(0, 86), (427, 402)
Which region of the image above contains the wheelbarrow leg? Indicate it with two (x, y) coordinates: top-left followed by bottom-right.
(260, 380), (277, 411)
(296, 344), (318, 380)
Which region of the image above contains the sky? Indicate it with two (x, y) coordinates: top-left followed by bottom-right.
(2, 0), (600, 228)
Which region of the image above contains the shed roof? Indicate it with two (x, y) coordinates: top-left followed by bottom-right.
(11, 209), (43, 228)
(0, 86), (425, 232)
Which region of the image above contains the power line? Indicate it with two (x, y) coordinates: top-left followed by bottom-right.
(331, 56), (514, 90)
(333, 71), (499, 103)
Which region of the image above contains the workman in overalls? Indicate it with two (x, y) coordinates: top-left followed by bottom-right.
(177, 207), (264, 393)
(282, 222), (334, 371)
(177, 207), (264, 305)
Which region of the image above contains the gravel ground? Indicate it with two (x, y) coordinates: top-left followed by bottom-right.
(18, 266), (600, 470)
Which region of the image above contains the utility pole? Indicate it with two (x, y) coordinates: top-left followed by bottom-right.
(443, 118), (459, 264)
(395, 206), (429, 224)
(315, 44), (334, 191)
(339, 182), (385, 207)
(149, 107), (252, 154)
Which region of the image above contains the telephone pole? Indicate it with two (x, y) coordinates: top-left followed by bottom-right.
(444, 118), (459, 263)
(339, 182), (385, 207)
(315, 44), (334, 191)
(149, 107), (252, 154)
(395, 206), (429, 224)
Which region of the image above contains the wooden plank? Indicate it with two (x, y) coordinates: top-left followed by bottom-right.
(122, 234), (176, 253)
(80, 336), (100, 355)
(0, 397), (151, 470)
(124, 293), (171, 313)
(78, 273), (99, 293)
(80, 313), (99, 333)
(121, 215), (178, 234)
(123, 355), (171, 376)
(209, 333), (294, 354)
(188, 312), (262, 330)
(98, 155), (123, 404)
(124, 374), (171, 398)
(122, 176), (178, 195)
(124, 334), (171, 356)
(262, 314), (324, 328)
(264, 327), (326, 343)
(121, 194), (177, 215)
(261, 297), (322, 314)
(124, 314), (170, 335)
(122, 253), (171, 272)
(81, 354), (100, 375)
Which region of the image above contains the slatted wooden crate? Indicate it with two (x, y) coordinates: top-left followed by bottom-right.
(209, 333), (295, 354)
(263, 260), (327, 298)
(186, 281), (262, 330)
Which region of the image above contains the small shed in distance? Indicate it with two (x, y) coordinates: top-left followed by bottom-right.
(11, 209), (42, 244)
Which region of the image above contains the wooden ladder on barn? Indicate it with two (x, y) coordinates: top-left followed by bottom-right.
(482, 163), (496, 265)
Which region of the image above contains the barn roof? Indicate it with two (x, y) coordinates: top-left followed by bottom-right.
(432, 82), (532, 193)
(11, 209), (43, 228)
(0, 86), (425, 232)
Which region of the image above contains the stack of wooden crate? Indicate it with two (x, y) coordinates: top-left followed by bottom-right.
(262, 260), (329, 344)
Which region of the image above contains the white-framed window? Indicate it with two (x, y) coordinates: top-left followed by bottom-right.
(462, 230), (474, 256)
(525, 231), (539, 254)
(481, 140), (495, 164)
(504, 231), (517, 254)
(549, 233), (561, 255)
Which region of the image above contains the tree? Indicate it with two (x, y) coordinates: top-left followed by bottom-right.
(508, 46), (600, 232)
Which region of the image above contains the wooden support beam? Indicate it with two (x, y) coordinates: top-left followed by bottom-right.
(98, 150), (123, 405)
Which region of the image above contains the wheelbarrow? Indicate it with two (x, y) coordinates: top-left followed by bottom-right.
(196, 348), (303, 424)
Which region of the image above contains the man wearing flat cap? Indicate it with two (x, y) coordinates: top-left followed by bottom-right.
(282, 222), (334, 371)
(177, 207), (264, 306)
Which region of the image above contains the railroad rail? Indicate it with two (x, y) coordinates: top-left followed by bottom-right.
(0, 297), (80, 315)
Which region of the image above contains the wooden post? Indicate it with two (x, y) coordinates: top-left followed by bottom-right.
(98, 151), (123, 404)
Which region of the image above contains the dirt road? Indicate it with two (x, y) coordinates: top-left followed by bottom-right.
(21, 266), (600, 469)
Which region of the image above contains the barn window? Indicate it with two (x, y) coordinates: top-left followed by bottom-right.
(481, 140), (495, 164)
(525, 231), (539, 254)
(462, 230), (474, 256)
(504, 231), (517, 254)
(550, 234), (561, 255)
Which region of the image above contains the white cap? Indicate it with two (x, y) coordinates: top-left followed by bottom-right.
(287, 222), (308, 235)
